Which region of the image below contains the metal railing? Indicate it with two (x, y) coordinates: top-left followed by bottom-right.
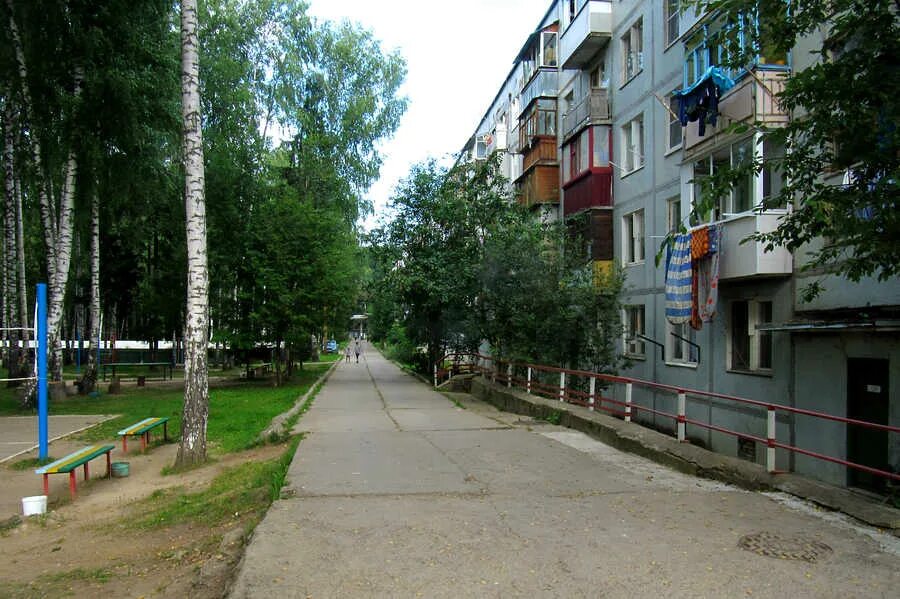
(562, 89), (610, 140)
(435, 352), (900, 485)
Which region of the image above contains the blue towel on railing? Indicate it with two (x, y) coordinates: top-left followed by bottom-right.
(665, 233), (693, 324)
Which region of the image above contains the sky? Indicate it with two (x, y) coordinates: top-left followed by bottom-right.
(305, 0), (553, 228)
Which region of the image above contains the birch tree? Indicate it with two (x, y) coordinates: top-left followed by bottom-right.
(5, 0), (81, 382)
(177, 0), (210, 467)
(2, 101), (17, 377)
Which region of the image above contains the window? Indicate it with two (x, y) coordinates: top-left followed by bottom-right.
(762, 138), (786, 208)
(541, 31), (558, 67)
(590, 61), (608, 89)
(624, 305), (646, 357)
(667, 321), (698, 366)
(664, 0), (681, 46)
(592, 125), (610, 167)
(564, 0), (576, 29)
(622, 210), (644, 265)
(622, 18), (643, 83)
(730, 138), (754, 214)
(519, 98), (557, 148)
(475, 136), (487, 160)
(667, 196), (681, 233)
(563, 126), (611, 185)
(730, 300), (773, 372)
(691, 137), (758, 219)
(666, 92), (682, 151)
(621, 115), (644, 173)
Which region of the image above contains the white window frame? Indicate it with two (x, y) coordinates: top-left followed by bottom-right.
(666, 320), (699, 367)
(667, 196), (681, 233)
(664, 0), (682, 47)
(621, 18), (643, 84)
(621, 115), (644, 174)
(541, 31), (558, 68)
(691, 135), (765, 221)
(622, 209), (645, 265)
(728, 299), (774, 374)
(623, 305), (646, 357)
(666, 92), (682, 152)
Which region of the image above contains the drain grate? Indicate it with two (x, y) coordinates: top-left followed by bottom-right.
(738, 531), (833, 563)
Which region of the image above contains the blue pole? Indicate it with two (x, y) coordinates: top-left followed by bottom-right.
(37, 283), (48, 461)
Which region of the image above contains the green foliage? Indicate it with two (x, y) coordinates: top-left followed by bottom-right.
(369, 155), (626, 374)
(0, 368), (324, 454)
(680, 1), (900, 298)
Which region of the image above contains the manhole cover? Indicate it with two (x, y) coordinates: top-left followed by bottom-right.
(738, 531), (833, 562)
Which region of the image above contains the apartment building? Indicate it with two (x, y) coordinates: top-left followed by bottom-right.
(462, 0), (899, 490)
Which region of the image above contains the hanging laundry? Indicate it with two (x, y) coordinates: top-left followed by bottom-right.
(691, 225), (710, 259)
(673, 67), (736, 137)
(665, 233), (692, 324)
(698, 225), (722, 322)
(690, 259), (702, 330)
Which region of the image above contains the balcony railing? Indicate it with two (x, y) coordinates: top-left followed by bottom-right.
(716, 211), (792, 280)
(519, 68), (558, 117)
(562, 89), (611, 141)
(560, 1), (613, 70)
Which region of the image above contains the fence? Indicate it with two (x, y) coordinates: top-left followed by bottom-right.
(435, 352), (900, 485)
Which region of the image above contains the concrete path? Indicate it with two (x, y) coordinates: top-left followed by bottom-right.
(0, 414), (115, 463)
(229, 343), (899, 598)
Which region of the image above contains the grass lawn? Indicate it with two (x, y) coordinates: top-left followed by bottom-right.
(0, 363), (330, 454)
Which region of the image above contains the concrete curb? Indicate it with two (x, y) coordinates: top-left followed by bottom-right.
(257, 361), (340, 442)
(469, 375), (900, 533)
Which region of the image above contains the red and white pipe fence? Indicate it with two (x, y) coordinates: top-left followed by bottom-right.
(434, 352), (900, 484)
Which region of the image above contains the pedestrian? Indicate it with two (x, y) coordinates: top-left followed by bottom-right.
(354, 340), (361, 363)
(344, 345), (351, 363)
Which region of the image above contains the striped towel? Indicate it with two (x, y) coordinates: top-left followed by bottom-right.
(665, 233), (693, 324)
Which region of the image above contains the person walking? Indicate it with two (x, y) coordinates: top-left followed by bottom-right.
(354, 340), (361, 363)
(344, 345), (351, 363)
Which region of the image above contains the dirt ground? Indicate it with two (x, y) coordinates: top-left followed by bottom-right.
(0, 431), (284, 598)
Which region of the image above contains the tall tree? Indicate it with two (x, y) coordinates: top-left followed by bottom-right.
(177, 0), (209, 467)
(682, 0), (900, 300)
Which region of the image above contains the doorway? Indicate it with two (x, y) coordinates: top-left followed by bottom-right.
(846, 358), (890, 491)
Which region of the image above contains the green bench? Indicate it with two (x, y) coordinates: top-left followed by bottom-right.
(118, 417), (170, 453)
(35, 444), (115, 500)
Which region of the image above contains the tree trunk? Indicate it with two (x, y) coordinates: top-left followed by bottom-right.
(15, 176), (27, 348)
(89, 190), (100, 377)
(176, 0), (209, 468)
(6, 2), (82, 382)
(46, 148), (79, 380)
(2, 103), (20, 382)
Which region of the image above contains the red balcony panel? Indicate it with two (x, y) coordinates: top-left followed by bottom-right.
(562, 169), (613, 216)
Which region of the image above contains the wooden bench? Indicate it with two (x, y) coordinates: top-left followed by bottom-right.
(35, 444), (115, 500)
(118, 417), (170, 453)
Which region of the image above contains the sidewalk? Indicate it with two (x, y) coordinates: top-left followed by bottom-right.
(228, 343), (900, 598)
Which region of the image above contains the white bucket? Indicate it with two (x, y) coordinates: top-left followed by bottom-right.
(21, 495), (47, 516)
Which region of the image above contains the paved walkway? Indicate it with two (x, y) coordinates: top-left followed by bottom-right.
(229, 343), (899, 598)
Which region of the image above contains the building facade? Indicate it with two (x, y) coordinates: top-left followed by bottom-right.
(462, 0), (899, 490)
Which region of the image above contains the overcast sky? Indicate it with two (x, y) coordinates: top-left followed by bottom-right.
(305, 0), (552, 228)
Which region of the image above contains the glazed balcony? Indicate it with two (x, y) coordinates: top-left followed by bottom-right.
(560, 1), (613, 70)
(519, 68), (558, 117)
(562, 170), (612, 216)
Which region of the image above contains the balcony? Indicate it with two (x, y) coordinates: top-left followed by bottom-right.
(515, 164), (559, 208)
(562, 89), (610, 141)
(522, 137), (557, 171)
(716, 212), (792, 280)
(560, 1), (613, 70)
(519, 68), (558, 117)
(562, 170), (612, 216)
(683, 69), (789, 157)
